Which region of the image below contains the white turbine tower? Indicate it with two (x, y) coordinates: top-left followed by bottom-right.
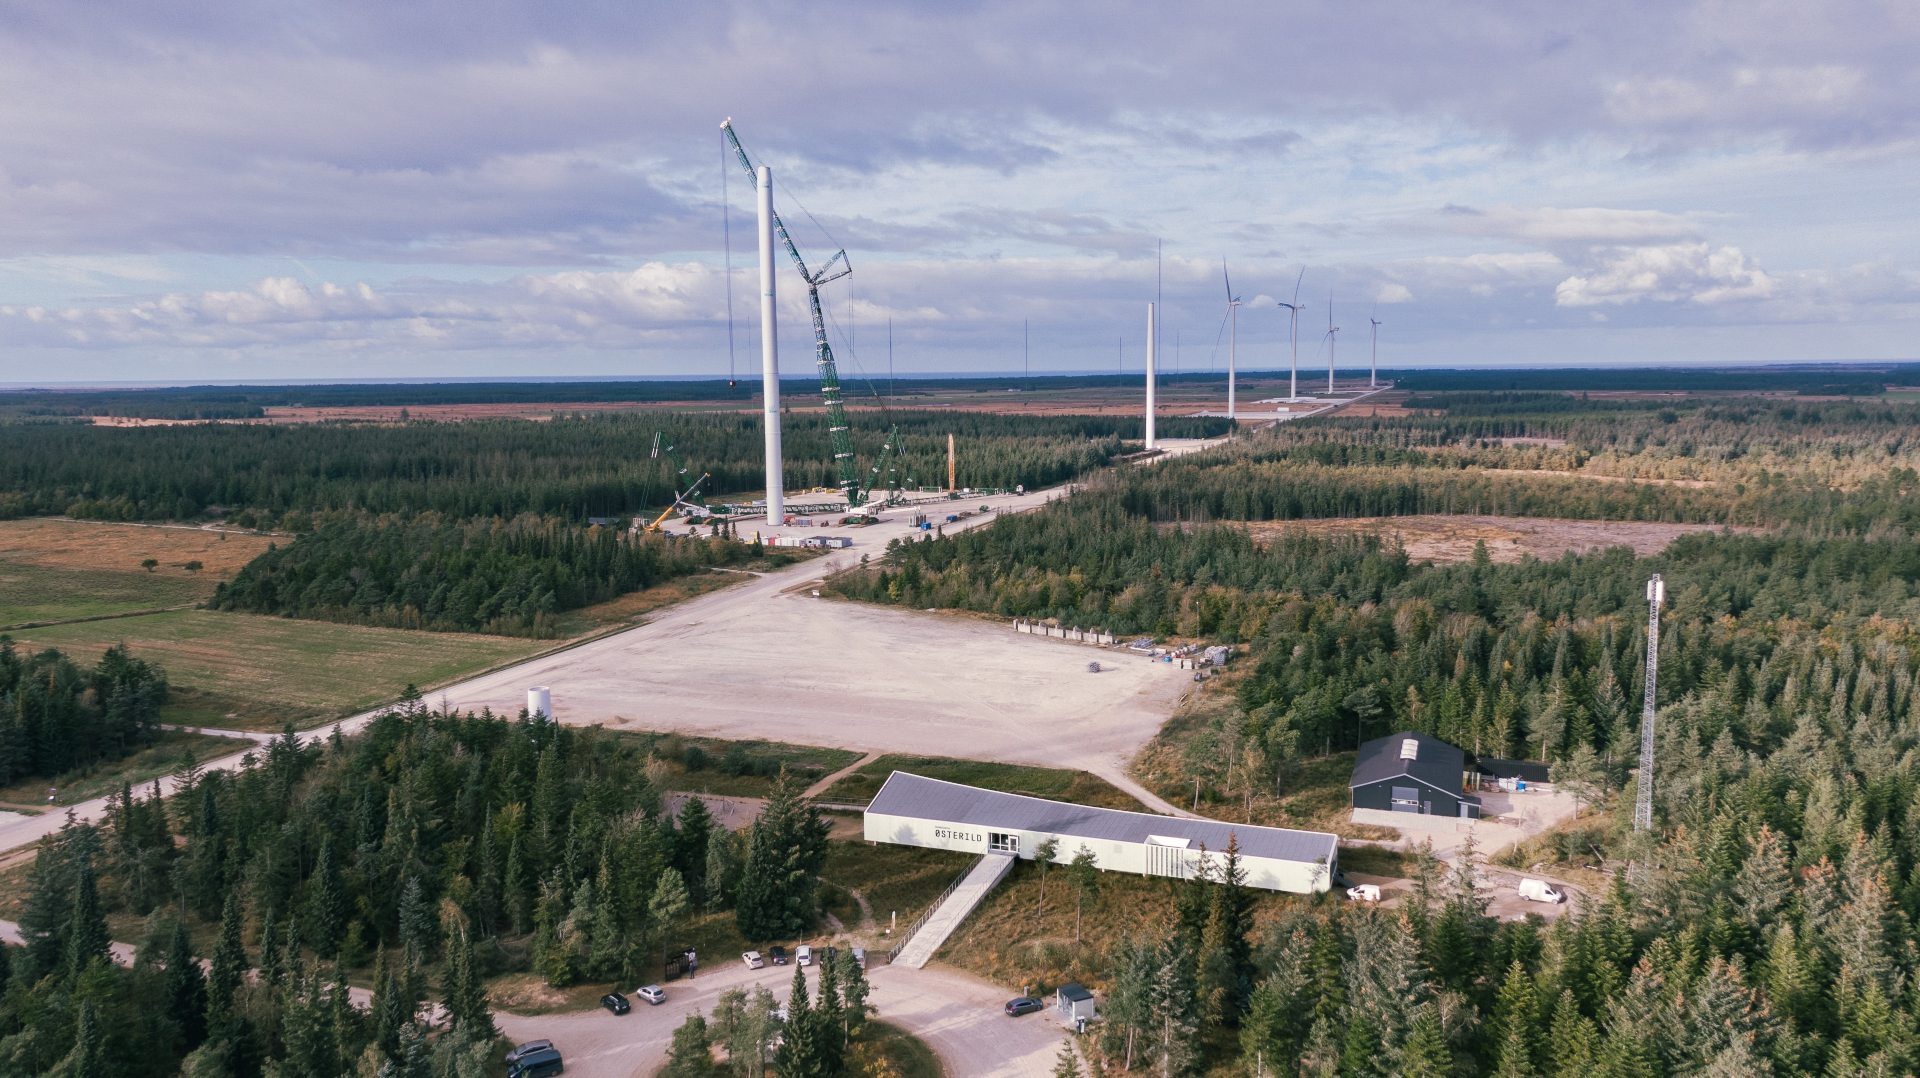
(1369, 315), (1381, 390)
(1275, 267), (1305, 401)
(1325, 296), (1340, 396)
(1222, 259), (1242, 421)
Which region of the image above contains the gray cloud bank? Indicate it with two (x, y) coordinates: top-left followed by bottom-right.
(1, 0), (1918, 375)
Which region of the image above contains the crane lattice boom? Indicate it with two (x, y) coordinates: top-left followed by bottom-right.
(721, 119), (874, 509)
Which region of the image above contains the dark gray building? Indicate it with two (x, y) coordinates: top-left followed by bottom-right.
(1350, 731), (1481, 819)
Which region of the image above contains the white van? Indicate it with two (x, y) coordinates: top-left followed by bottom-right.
(1517, 879), (1564, 903)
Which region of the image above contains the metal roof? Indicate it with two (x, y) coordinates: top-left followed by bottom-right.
(1350, 731), (1471, 798)
(866, 772), (1339, 866)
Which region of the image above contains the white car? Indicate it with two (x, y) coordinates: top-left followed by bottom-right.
(795, 945), (813, 967)
(1345, 884), (1381, 903)
(636, 985), (666, 1005)
(742, 951), (766, 970)
(1517, 879), (1565, 903)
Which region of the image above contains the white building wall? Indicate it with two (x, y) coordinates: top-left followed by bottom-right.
(862, 813), (1332, 895)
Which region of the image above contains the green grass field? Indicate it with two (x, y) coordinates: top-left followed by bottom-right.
(0, 562), (208, 628)
(12, 609), (541, 730)
(818, 755), (1143, 811)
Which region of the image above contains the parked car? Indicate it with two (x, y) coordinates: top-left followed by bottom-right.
(505, 1041), (555, 1066)
(742, 951), (766, 970)
(1517, 878), (1565, 903)
(1004, 997), (1044, 1017)
(820, 946), (839, 970)
(636, 985), (666, 1006)
(769, 945), (789, 965)
(600, 992), (630, 1015)
(506, 1045), (564, 1078)
(851, 947), (866, 969)
(795, 945), (813, 967)
(1345, 884), (1382, 903)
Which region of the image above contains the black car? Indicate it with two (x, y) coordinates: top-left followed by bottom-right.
(505, 1041), (555, 1066)
(506, 1043), (564, 1078)
(769, 945), (789, 965)
(820, 946), (840, 969)
(601, 992), (631, 1015)
(1005, 996), (1043, 1017)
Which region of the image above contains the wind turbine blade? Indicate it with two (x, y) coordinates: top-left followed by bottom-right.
(1292, 266), (1304, 306)
(1223, 259), (1233, 303)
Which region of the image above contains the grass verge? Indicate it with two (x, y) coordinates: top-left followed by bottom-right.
(621, 732), (864, 798)
(818, 755), (1144, 811)
(849, 1020), (944, 1078)
(545, 569), (749, 637)
(0, 729), (248, 809)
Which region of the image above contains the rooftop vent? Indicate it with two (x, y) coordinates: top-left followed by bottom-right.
(1399, 738), (1420, 761)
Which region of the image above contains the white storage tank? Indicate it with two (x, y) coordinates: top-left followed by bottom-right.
(527, 686), (552, 720)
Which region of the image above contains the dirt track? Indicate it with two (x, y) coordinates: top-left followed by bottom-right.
(1243, 514), (1737, 564)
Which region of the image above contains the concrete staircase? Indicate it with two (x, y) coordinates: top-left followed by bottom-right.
(891, 853), (1016, 969)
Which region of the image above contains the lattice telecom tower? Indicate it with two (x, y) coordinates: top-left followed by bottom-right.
(1635, 574), (1665, 831)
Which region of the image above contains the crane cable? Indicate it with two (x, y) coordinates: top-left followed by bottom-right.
(721, 132), (736, 385)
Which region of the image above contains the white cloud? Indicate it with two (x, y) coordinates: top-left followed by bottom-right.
(1553, 243), (1775, 307)
(1374, 283), (1413, 304)
(1437, 204), (1702, 246)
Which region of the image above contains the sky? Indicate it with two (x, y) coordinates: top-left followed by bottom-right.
(1, 0), (1918, 384)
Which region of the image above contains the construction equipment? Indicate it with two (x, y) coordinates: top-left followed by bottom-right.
(644, 432), (713, 531)
(721, 119), (881, 511)
(864, 424), (904, 507)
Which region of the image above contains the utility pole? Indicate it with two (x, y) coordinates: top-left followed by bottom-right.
(887, 318), (894, 399)
(1635, 574), (1664, 831)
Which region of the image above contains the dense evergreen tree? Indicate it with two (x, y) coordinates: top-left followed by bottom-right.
(734, 770), (830, 940)
(0, 640), (168, 784)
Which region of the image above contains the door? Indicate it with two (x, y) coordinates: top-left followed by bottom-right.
(1389, 785), (1422, 813)
(988, 832), (1019, 854)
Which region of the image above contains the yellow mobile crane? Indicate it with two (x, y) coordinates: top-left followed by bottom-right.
(643, 432), (712, 532)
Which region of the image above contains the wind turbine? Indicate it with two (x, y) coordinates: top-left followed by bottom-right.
(1368, 315), (1381, 390)
(1325, 296), (1340, 396)
(1275, 267), (1305, 401)
(1223, 259), (1241, 421)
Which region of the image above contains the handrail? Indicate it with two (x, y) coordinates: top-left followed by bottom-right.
(883, 860), (981, 965)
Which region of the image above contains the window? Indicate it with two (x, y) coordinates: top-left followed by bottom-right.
(988, 832), (1019, 854)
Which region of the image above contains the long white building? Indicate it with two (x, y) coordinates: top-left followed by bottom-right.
(862, 772), (1338, 894)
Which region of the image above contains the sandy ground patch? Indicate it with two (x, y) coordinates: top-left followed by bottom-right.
(1476, 467), (1714, 488)
(1243, 514), (1737, 564)
(438, 576), (1190, 780)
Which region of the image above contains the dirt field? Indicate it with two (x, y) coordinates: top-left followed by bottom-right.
(0, 518), (276, 575)
(1243, 514), (1736, 564)
(0, 518), (278, 626)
